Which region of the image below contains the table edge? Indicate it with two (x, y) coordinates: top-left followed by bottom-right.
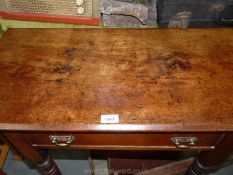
(0, 123), (232, 133)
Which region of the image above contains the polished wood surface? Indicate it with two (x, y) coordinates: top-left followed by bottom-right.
(0, 28), (232, 132)
(0, 29), (233, 175)
(18, 133), (221, 150)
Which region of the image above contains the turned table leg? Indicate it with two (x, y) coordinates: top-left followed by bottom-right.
(3, 133), (62, 175)
(186, 134), (233, 175)
(0, 169), (7, 175)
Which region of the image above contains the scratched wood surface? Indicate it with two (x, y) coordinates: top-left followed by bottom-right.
(0, 28), (232, 132)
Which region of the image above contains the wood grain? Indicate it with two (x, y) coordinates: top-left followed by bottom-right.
(0, 28), (232, 132)
(24, 133), (221, 150)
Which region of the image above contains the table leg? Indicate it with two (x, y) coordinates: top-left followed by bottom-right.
(3, 133), (62, 175)
(0, 169), (7, 175)
(186, 133), (233, 175)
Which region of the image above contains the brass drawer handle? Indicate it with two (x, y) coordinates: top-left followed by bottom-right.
(49, 136), (75, 147)
(171, 137), (198, 149)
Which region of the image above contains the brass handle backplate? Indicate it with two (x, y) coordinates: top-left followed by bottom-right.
(171, 137), (198, 149)
(49, 136), (75, 147)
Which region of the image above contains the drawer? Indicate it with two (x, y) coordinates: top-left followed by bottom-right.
(22, 133), (222, 150)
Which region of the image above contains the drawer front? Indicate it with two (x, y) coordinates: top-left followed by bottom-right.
(23, 133), (222, 150)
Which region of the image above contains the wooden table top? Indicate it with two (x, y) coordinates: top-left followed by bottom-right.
(0, 28), (232, 132)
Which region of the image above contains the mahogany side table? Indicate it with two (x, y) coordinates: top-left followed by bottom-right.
(0, 28), (232, 175)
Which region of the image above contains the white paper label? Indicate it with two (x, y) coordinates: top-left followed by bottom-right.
(101, 114), (119, 124)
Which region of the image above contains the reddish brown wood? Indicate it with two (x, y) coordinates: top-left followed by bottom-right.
(0, 135), (9, 170)
(0, 144), (9, 170)
(0, 169), (7, 175)
(185, 134), (233, 175)
(3, 133), (62, 175)
(0, 138), (3, 145)
(0, 29), (232, 132)
(0, 12), (100, 26)
(21, 133), (221, 150)
(0, 29), (233, 175)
